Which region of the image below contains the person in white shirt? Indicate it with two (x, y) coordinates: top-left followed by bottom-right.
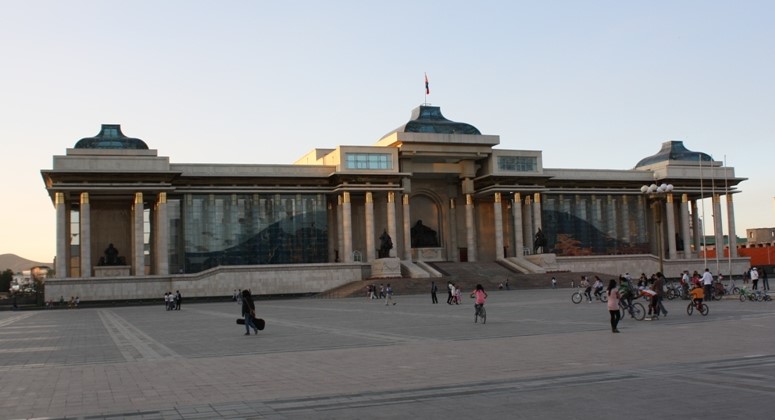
(750, 267), (760, 290)
(702, 269), (714, 301)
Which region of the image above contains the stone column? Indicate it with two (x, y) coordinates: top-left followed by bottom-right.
(79, 192), (91, 277)
(337, 196), (343, 262)
(680, 194), (692, 258)
(726, 194), (738, 258)
(132, 192), (145, 276)
(55, 192), (68, 278)
(513, 193), (523, 257)
(342, 192), (353, 263)
(402, 194), (412, 260)
(713, 194), (724, 257)
(691, 200), (702, 255)
(493, 193), (504, 259)
(619, 195), (630, 245)
(523, 195), (533, 253)
(465, 194), (476, 262)
(449, 199), (459, 262)
(364, 192), (375, 262)
(155, 192), (169, 275)
(387, 192), (397, 258)
(533, 193), (543, 232)
(665, 194), (677, 260)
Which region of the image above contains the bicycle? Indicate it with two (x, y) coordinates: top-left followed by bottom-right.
(474, 303), (487, 324)
(739, 287), (758, 302)
(618, 296), (646, 321)
(686, 300), (709, 316)
(572, 286), (606, 303)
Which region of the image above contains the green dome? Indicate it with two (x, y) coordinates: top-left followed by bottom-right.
(74, 124), (148, 150)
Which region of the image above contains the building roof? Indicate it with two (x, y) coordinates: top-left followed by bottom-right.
(634, 140), (712, 168)
(74, 124), (149, 150)
(380, 105), (481, 141)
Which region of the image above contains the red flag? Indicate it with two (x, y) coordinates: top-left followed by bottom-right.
(424, 73), (430, 95)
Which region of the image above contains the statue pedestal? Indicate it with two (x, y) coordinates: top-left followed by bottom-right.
(370, 258), (402, 279)
(94, 265), (131, 277)
(411, 247), (444, 262)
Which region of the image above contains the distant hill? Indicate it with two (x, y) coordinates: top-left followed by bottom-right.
(0, 254), (53, 273)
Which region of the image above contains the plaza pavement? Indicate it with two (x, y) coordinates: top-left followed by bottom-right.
(0, 288), (773, 419)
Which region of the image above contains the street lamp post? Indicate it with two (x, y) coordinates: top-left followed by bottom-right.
(641, 183), (674, 274)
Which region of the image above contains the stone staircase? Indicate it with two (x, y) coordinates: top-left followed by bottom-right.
(317, 262), (617, 298)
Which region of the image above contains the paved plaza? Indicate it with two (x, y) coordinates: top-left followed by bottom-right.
(1, 288), (773, 419)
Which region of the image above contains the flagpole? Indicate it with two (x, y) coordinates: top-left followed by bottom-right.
(724, 155), (731, 276)
(711, 154), (720, 275)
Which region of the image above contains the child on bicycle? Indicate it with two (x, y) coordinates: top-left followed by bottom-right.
(471, 284), (488, 322)
(690, 284), (704, 310)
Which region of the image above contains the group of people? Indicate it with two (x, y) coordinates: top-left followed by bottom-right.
(364, 283), (396, 305)
(445, 281), (464, 305)
(744, 266), (770, 290)
(163, 291), (182, 310)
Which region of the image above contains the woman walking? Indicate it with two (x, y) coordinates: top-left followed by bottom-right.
(607, 279), (621, 333)
(241, 290), (258, 335)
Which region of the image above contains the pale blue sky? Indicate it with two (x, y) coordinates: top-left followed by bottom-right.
(1, 1), (773, 262)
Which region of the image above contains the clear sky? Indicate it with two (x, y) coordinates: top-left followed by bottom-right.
(1, 1), (773, 263)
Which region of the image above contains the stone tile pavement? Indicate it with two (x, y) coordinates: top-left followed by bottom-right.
(0, 288), (773, 419)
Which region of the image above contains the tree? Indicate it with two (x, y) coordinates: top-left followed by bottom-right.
(0, 269), (12, 293)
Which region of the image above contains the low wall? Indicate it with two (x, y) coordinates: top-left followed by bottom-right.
(556, 254), (751, 279)
(45, 263), (370, 302)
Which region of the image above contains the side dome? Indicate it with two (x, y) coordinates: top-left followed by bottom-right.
(635, 140), (712, 168)
(74, 124), (149, 150)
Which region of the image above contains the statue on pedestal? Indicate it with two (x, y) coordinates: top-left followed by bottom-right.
(378, 230), (393, 258)
(411, 220), (439, 247)
(534, 228), (547, 254)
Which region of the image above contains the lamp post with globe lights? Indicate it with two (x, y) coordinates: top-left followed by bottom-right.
(641, 183), (674, 274)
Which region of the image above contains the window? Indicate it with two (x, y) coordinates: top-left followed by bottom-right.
(497, 156), (537, 172)
(345, 153), (392, 170)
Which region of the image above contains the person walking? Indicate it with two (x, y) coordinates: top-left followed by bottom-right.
(702, 268), (714, 299)
(446, 281), (454, 304)
(385, 283), (396, 305)
(175, 290), (182, 310)
(431, 281), (438, 304)
(762, 269), (769, 291)
(607, 279), (621, 333)
(471, 284), (488, 323)
(241, 290), (258, 335)
(551, 277), (557, 289)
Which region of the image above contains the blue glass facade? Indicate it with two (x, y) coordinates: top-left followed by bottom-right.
(542, 194), (649, 256)
(170, 193), (328, 273)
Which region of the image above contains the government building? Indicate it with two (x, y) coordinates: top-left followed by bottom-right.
(41, 105), (749, 301)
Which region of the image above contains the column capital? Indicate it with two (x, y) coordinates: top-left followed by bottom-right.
(402, 193), (409, 205)
(494, 192), (501, 203)
(134, 192), (143, 204)
(343, 191), (350, 204)
(667, 193), (674, 204)
(682, 193), (688, 203)
(365, 191), (373, 203)
(513, 192), (521, 202)
(80, 192), (89, 204)
(533, 193), (541, 203)
(158, 192), (167, 204)
(466, 194), (473, 205)
(387, 191), (395, 203)
(55, 192), (65, 206)
(727, 194), (733, 203)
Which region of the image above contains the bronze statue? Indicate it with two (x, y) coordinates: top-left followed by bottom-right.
(411, 220), (439, 247)
(378, 230), (393, 258)
(534, 228), (547, 254)
(102, 243), (120, 266)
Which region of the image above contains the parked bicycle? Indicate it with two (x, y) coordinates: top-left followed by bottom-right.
(739, 287), (758, 302)
(711, 278), (740, 301)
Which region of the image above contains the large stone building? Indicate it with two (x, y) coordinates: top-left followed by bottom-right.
(41, 105), (749, 300)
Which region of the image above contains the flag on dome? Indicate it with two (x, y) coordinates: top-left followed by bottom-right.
(424, 73), (430, 95)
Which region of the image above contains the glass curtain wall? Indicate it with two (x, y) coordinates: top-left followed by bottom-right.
(172, 193), (328, 273)
(542, 193), (649, 256)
